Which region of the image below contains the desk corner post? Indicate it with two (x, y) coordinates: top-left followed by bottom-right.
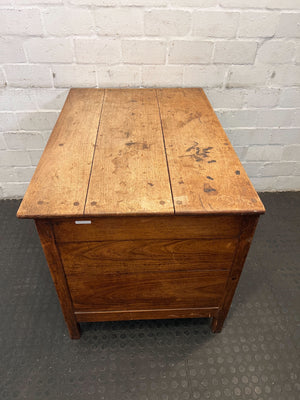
(35, 219), (81, 339)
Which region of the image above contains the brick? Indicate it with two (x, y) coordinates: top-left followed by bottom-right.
(282, 145), (300, 161)
(14, 167), (36, 182)
(256, 41), (295, 64)
(245, 88), (280, 108)
(97, 66), (141, 87)
(270, 129), (300, 144)
(233, 146), (247, 160)
(267, 0), (300, 9)
(246, 145), (282, 161)
(276, 176), (300, 190)
(95, 8), (143, 36)
(171, 0), (217, 5)
(192, 12), (239, 38)
(122, 40), (165, 64)
(0, 38), (26, 63)
(296, 43), (300, 63)
(0, 150), (31, 167)
(0, 69), (5, 87)
(276, 13), (300, 37)
(250, 177), (277, 191)
(75, 39), (121, 64)
(183, 65), (227, 87)
(145, 10), (191, 37)
(216, 110), (258, 128)
(16, 111), (59, 131)
(242, 162), (263, 177)
(169, 41), (213, 64)
(70, 0), (167, 4)
(142, 66), (183, 87)
(0, 9), (43, 35)
(15, 0), (62, 3)
(219, 0), (268, 8)
(214, 41), (257, 64)
(270, 66), (300, 86)
(205, 89), (245, 109)
(261, 162), (296, 176)
(0, 89), (37, 111)
(35, 89), (68, 110)
(0, 133), (7, 150)
(52, 65), (97, 88)
(238, 12), (279, 38)
(1, 183), (29, 198)
(227, 66), (271, 88)
(24, 38), (73, 63)
(43, 7), (94, 36)
(257, 109), (297, 127)
(4, 65), (52, 88)
(225, 129), (272, 145)
(4, 132), (45, 150)
(295, 163), (300, 175)
(29, 150), (43, 166)
(0, 167), (17, 183)
(0, 113), (18, 132)
(279, 88), (300, 107)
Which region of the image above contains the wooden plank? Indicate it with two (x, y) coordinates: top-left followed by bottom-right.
(53, 215), (242, 242)
(58, 238), (237, 274)
(84, 89), (174, 216)
(75, 307), (218, 322)
(35, 220), (80, 339)
(17, 89), (105, 219)
(66, 270), (229, 311)
(211, 215), (259, 332)
(156, 88), (265, 215)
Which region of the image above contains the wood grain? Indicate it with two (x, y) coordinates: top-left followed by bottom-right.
(75, 307), (218, 322)
(85, 89), (173, 216)
(17, 89), (105, 219)
(66, 270), (229, 311)
(53, 215), (242, 242)
(35, 220), (80, 339)
(156, 88), (265, 215)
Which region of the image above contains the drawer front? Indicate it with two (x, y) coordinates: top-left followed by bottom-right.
(65, 269), (229, 311)
(59, 238), (237, 274)
(53, 215), (242, 243)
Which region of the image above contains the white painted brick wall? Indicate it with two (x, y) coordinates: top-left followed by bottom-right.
(0, 1), (300, 198)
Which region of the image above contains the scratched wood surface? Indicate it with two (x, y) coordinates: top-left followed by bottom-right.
(157, 88), (265, 215)
(85, 89), (173, 216)
(17, 89), (104, 218)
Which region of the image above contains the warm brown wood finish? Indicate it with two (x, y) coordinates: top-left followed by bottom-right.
(18, 88), (265, 338)
(17, 89), (105, 219)
(35, 220), (80, 339)
(53, 215), (242, 242)
(85, 89), (173, 216)
(157, 88), (265, 215)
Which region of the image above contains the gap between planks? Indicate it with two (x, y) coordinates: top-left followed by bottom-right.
(83, 89), (106, 215)
(155, 89), (176, 214)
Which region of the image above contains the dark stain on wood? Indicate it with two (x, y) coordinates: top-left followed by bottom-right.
(178, 112), (201, 128)
(207, 176), (214, 180)
(59, 143), (64, 147)
(208, 160), (216, 163)
(235, 170), (240, 175)
(73, 202), (79, 206)
(160, 201), (165, 205)
(125, 142), (150, 150)
(204, 184), (217, 193)
(178, 180), (184, 184)
(91, 201), (97, 206)
(148, 182), (154, 187)
(181, 142), (213, 163)
(124, 131), (130, 138)
(37, 200), (44, 205)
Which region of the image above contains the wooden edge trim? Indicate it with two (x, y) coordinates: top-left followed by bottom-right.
(75, 307), (219, 323)
(35, 219), (80, 339)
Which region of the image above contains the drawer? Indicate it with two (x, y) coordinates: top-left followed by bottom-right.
(59, 238), (237, 274)
(65, 269), (229, 312)
(53, 215), (242, 242)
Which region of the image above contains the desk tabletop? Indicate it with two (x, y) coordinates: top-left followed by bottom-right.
(17, 88), (265, 219)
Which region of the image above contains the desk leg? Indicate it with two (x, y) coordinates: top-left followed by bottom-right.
(211, 215), (260, 333)
(35, 219), (81, 339)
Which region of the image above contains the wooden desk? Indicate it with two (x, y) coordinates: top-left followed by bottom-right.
(17, 88), (265, 339)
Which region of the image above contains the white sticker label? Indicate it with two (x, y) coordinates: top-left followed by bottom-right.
(75, 220), (91, 225)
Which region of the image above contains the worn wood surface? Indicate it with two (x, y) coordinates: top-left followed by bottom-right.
(85, 89), (173, 216)
(17, 88), (264, 218)
(59, 238), (237, 274)
(66, 269), (229, 311)
(156, 88), (265, 215)
(35, 220), (80, 339)
(53, 215), (242, 242)
(17, 89), (105, 219)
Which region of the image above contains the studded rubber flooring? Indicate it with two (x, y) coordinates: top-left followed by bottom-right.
(0, 193), (299, 400)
